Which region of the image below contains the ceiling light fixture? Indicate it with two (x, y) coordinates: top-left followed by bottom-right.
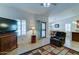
(41, 3), (57, 7)
(43, 3), (50, 7)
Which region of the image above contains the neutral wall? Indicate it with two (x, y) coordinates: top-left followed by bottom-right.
(49, 14), (79, 48)
(0, 6), (50, 45)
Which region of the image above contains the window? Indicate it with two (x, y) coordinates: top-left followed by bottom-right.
(65, 24), (71, 32)
(21, 20), (26, 35)
(17, 20), (26, 36)
(41, 22), (46, 38)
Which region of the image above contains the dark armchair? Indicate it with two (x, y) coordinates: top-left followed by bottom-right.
(50, 31), (66, 47)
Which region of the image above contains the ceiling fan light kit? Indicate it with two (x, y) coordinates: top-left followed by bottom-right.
(41, 3), (57, 7)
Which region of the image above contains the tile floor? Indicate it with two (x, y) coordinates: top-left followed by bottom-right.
(21, 44), (79, 55)
(7, 38), (50, 55)
(71, 41), (79, 52)
(6, 38), (79, 55)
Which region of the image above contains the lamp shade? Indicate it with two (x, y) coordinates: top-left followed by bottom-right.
(31, 27), (35, 30)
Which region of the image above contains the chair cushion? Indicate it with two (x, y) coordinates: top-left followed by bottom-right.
(56, 32), (62, 36)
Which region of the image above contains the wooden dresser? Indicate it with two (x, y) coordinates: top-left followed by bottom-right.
(0, 32), (17, 54)
(72, 32), (79, 42)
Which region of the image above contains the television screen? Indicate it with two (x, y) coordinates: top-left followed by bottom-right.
(0, 17), (17, 33)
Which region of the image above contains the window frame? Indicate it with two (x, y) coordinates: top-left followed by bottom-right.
(40, 22), (46, 38)
(17, 20), (26, 37)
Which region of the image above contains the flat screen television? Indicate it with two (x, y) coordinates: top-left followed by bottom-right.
(0, 17), (17, 33)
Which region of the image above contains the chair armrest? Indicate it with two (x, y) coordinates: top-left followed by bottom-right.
(59, 37), (65, 41)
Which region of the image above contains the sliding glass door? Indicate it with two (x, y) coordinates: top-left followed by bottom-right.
(36, 20), (46, 39)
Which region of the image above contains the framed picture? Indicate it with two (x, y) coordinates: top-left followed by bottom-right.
(74, 20), (79, 31)
(55, 24), (59, 28)
(77, 20), (79, 28)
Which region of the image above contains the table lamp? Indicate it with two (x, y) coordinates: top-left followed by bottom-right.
(31, 26), (36, 43)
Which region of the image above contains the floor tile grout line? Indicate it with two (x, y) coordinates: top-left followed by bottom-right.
(65, 49), (71, 55)
(21, 44), (79, 55)
(56, 48), (65, 55)
(41, 46), (55, 55)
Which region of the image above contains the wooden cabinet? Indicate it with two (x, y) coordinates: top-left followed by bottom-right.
(31, 35), (36, 43)
(0, 32), (17, 54)
(72, 32), (79, 42)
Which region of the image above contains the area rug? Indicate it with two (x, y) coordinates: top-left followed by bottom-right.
(21, 44), (79, 55)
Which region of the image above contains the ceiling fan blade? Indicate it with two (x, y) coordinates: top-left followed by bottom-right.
(40, 3), (57, 7)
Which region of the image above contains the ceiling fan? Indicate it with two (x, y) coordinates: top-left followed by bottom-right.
(40, 3), (57, 7)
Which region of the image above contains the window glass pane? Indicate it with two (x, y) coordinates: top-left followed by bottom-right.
(41, 22), (46, 38)
(42, 23), (45, 29)
(16, 20), (26, 36)
(65, 24), (71, 32)
(22, 20), (26, 35)
(17, 20), (21, 36)
(42, 31), (45, 37)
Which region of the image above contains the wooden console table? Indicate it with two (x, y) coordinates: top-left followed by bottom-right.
(72, 32), (79, 42)
(0, 32), (17, 54)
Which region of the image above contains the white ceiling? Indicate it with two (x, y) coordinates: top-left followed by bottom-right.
(0, 3), (78, 14)
(0, 3), (79, 20)
(0, 3), (51, 15)
(49, 3), (79, 22)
